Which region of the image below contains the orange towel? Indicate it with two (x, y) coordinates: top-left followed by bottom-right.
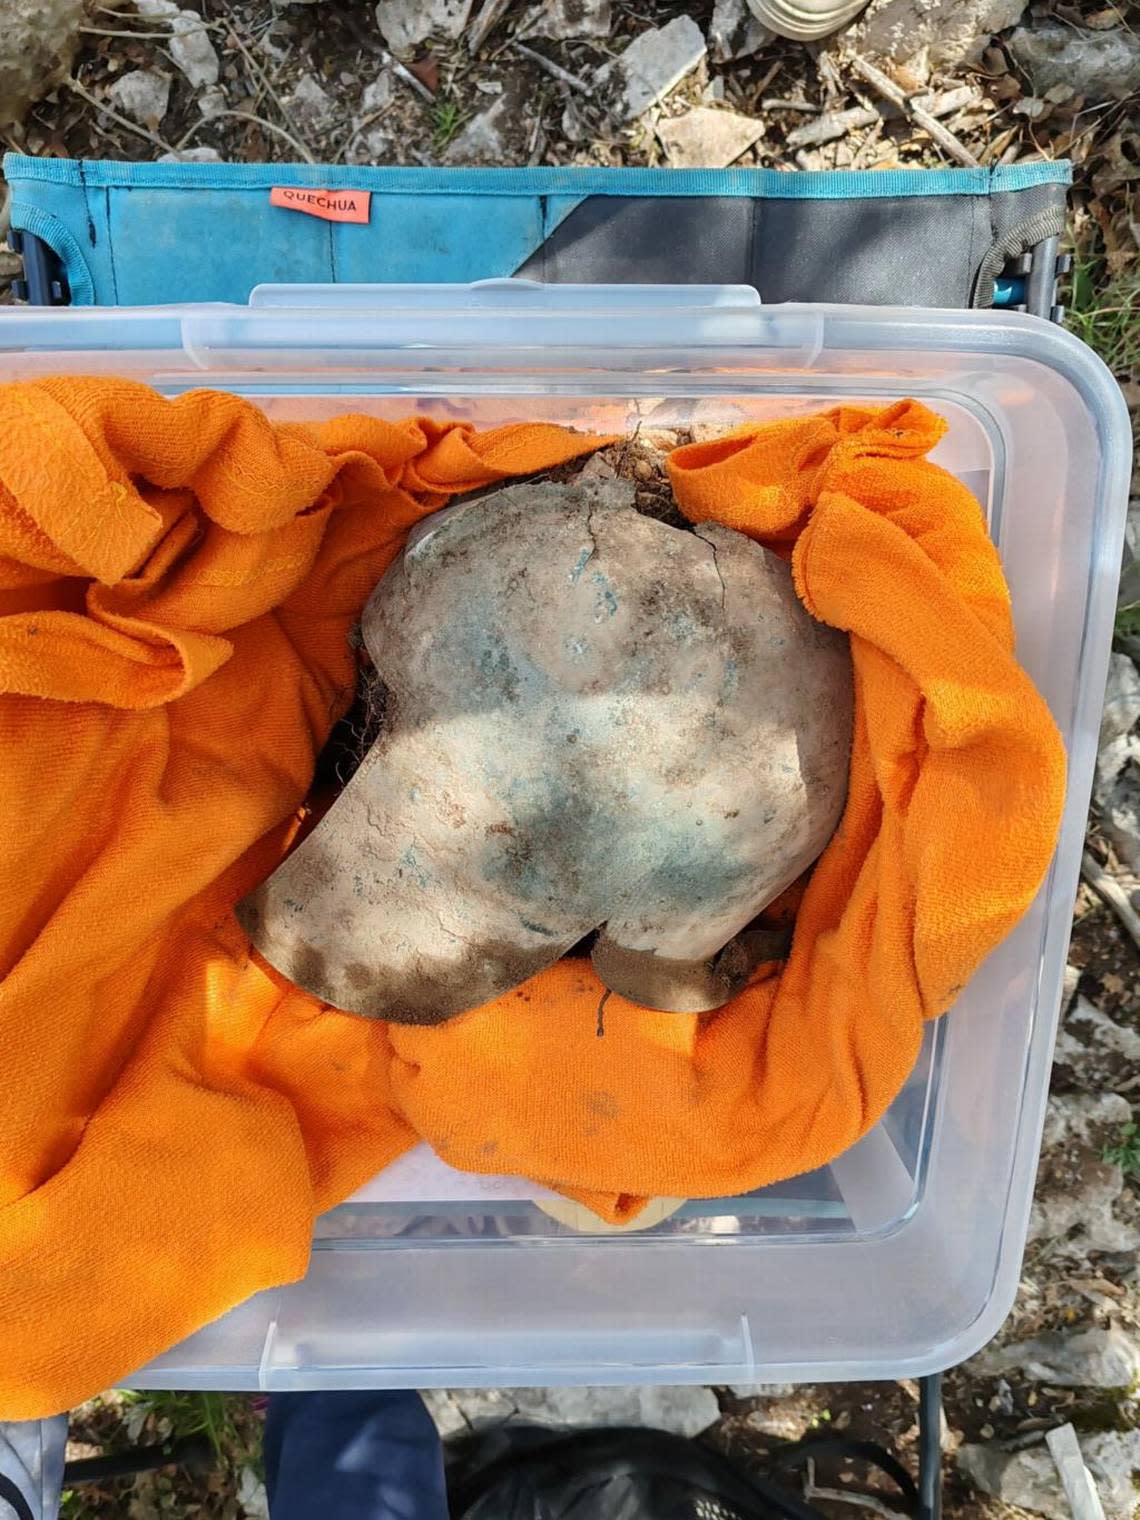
(0, 383), (1065, 1419)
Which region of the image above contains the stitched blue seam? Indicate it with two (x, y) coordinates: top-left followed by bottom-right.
(1, 157), (1073, 198)
(542, 194), (587, 239)
(7, 199), (95, 305)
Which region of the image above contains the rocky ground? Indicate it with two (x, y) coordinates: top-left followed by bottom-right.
(0, 0), (1137, 1517)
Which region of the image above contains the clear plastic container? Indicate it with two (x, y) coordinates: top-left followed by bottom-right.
(2, 285), (1130, 1387)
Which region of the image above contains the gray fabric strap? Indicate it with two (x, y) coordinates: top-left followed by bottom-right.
(972, 184), (1069, 307)
(520, 182), (1069, 309)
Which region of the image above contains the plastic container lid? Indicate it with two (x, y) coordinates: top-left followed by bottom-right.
(2, 286), (1129, 1388)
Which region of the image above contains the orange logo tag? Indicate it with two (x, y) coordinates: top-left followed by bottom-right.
(269, 186), (371, 224)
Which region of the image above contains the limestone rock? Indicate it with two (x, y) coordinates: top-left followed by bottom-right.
(1009, 22), (1140, 104)
(520, 0), (611, 40)
(1053, 993), (1140, 1096)
(438, 1387), (518, 1426)
(1029, 1092), (1140, 1255)
(107, 68), (171, 130)
(978, 1327), (1140, 1389)
(1100, 652), (1140, 750)
(421, 1389), (475, 1438)
(1041, 1090), (1132, 1153)
(350, 127), (392, 163)
(709, 0), (771, 61)
(1029, 1165), (1140, 1254)
(0, 0), (84, 127)
(658, 106), (763, 168)
(1103, 759), (1140, 874)
(374, 0), (474, 53)
(1095, 733), (1140, 809)
(509, 1384), (720, 1436)
(157, 145), (224, 162)
(286, 72), (335, 129)
(595, 17), (707, 124)
(236, 1465), (269, 1520)
(136, 0), (221, 89)
(424, 1384), (720, 1437)
(958, 1430), (1140, 1520)
(442, 85), (522, 164)
(197, 84), (227, 119)
(852, 0), (1028, 78)
(744, 1402), (810, 1440)
(1061, 961), (1081, 1016)
(1066, 996), (1140, 1065)
(361, 73), (394, 114)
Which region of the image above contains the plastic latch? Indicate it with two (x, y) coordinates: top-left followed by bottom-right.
(247, 278), (764, 311)
(178, 285), (830, 372)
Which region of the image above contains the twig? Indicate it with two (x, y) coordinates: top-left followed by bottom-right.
(384, 50), (436, 104)
(918, 84), (979, 120)
(1081, 850), (1140, 952)
(762, 97), (820, 113)
(983, 124), (1018, 164)
(802, 1485), (908, 1520)
(336, 107), (393, 164)
(526, 109), (542, 157)
(222, 21), (315, 161)
(849, 55), (979, 167)
(750, 58), (783, 101)
(786, 105), (879, 150)
(468, 0), (514, 53)
(79, 24), (217, 37)
(511, 40), (592, 94)
(175, 110), (315, 161)
(1046, 1425), (1107, 1520)
(850, 119), (884, 169)
(816, 50), (846, 104)
(334, 6), (435, 104)
(65, 76), (176, 155)
(803, 1459), (909, 1520)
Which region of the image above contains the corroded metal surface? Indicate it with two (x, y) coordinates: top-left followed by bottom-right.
(239, 479), (853, 1021)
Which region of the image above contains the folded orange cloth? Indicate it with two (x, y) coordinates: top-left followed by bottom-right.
(0, 384), (1065, 1418)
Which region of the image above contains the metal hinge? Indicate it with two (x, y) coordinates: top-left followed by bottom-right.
(7, 228), (69, 305)
(995, 236), (1072, 323)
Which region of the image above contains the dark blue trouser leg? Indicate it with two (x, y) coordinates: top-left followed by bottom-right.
(264, 1391), (448, 1520)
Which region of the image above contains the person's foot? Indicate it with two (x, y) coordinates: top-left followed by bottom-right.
(746, 0), (869, 40)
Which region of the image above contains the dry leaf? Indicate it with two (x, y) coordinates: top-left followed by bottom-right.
(1086, 6), (1124, 27)
(1067, 1274), (1125, 1297)
(990, 75), (1022, 102)
(409, 54), (441, 93)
